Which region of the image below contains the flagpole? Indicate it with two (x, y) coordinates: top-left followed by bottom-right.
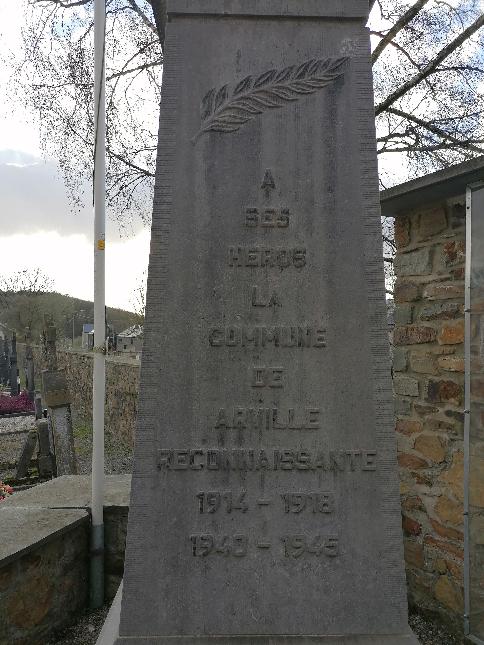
(91, 0), (106, 609)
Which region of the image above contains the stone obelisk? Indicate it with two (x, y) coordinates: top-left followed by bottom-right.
(116, 2), (417, 643)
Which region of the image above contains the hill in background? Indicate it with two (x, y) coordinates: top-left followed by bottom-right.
(0, 291), (140, 345)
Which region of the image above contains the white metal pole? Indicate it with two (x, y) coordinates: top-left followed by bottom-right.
(91, 0), (106, 609)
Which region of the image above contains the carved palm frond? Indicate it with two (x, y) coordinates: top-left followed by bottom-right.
(192, 57), (348, 143)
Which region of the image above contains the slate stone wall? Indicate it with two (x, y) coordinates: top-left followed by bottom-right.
(393, 196), (469, 629)
(0, 520), (89, 645)
(0, 508), (126, 645)
(17, 344), (140, 447)
(55, 351), (139, 447)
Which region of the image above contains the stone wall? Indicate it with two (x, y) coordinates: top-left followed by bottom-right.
(393, 196), (468, 630)
(17, 345), (140, 447)
(55, 351), (139, 447)
(0, 476), (130, 644)
(0, 510), (89, 645)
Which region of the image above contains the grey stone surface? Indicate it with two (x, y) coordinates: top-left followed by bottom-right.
(394, 376), (420, 397)
(116, 638), (417, 645)
(170, 0), (369, 17)
(42, 369), (70, 408)
(419, 302), (461, 321)
(37, 418), (54, 478)
(0, 506), (88, 565)
(35, 391), (43, 419)
(394, 304), (413, 326)
(2, 474), (131, 509)
(394, 247), (433, 276)
(118, 1), (413, 642)
(15, 429), (37, 479)
(50, 405), (77, 475)
(393, 397), (412, 416)
(393, 348), (408, 372)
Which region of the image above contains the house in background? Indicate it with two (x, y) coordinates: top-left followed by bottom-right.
(81, 323), (94, 350)
(117, 325), (143, 354)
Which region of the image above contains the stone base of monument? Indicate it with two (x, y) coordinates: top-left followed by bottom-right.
(98, 593), (418, 645)
(114, 638), (419, 644)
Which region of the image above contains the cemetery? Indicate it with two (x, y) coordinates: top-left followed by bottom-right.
(1, 1), (484, 645)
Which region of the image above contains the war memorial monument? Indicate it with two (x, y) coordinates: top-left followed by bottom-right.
(114, 1), (418, 642)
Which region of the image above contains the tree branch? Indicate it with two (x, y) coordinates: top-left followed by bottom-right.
(375, 12), (484, 115)
(386, 107), (484, 154)
(147, 0), (166, 50)
(370, 30), (421, 69)
(107, 60), (161, 81)
(126, 0), (158, 36)
(372, 0), (429, 65)
(31, 0), (89, 6)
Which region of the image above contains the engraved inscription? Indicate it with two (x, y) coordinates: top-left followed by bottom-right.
(191, 534), (248, 557)
(251, 286), (282, 308)
(189, 534), (339, 558)
(197, 490), (249, 514)
(208, 325), (326, 348)
(250, 367), (285, 389)
(261, 169), (276, 192)
(282, 535), (339, 558)
(195, 491), (335, 514)
(282, 492), (335, 514)
(214, 407), (320, 431)
(245, 208), (290, 228)
(157, 449), (378, 473)
(228, 246), (306, 269)
(193, 57), (348, 141)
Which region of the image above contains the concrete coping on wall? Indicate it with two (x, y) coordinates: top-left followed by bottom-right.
(0, 506), (89, 567)
(0, 475), (131, 566)
(380, 154), (484, 217)
(1, 474), (131, 511)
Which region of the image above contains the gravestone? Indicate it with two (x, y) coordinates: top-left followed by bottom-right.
(42, 369), (77, 476)
(117, 1), (417, 643)
(36, 418), (54, 478)
(0, 338), (8, 386)
(9, 332), (19, 396)
(16, 429), (37, 480)
(25, 328), (35, 401)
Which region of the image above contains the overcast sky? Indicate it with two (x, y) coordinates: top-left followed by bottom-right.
(0, 1), (150, 311)
(0, 1), (408, 311)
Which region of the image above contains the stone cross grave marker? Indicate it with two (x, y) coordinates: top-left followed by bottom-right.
(117, 2), (417, 643)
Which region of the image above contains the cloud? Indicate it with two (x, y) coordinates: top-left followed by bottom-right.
(0, 152), (89, 236)
(0, 149), (148, 238)
(0, 229), (150, 311)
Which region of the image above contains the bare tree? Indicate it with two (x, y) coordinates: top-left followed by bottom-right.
(130, 269), (147, 321)
(9, 0), (483, 218)
(373, 0), (484, 180)
(1, 268), (54, 295)
(6, 1), (484, 294)
(0, 268), (55, 334)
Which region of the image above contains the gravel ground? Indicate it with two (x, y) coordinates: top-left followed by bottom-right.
(410, 612), (463, 644)
(0, 415), (35, 434)
(47, 606), (463, 645)
(46, 605), (110, 645)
